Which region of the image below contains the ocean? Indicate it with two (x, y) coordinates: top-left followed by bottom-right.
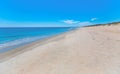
(0, 27), (74, 53)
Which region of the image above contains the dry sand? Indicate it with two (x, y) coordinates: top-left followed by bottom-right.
(0, 24), (120, 74)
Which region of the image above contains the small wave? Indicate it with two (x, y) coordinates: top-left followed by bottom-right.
(0, 36), (47, 51)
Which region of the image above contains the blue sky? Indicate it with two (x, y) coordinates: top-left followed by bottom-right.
(0, 0), (120, 27)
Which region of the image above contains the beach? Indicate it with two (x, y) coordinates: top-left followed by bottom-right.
(0, 23), (120, 74)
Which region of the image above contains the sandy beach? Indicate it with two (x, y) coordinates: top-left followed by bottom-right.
(0, 23), (120, 74)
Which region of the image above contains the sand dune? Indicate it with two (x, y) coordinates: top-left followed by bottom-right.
(0, 23), (120, 74)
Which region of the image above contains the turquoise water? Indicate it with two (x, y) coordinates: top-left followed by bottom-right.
(0, 27), (74, 53)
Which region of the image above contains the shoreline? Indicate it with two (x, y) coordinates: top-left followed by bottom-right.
(0, 24), (120, 74)
(0, 27), (79, 62)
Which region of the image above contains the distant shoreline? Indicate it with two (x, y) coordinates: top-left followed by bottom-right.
(84, 21), (120, 27)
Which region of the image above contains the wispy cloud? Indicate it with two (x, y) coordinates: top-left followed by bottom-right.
(91, 18), (98, 21)
(62, 19), (80, 24)
(78, 21), (93, 26)
(62, 19), (93, 26)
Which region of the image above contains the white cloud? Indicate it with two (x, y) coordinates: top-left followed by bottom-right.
(78, 21), (93, 26)
(91, 18), (98, 21)
(62, 19), (93, 26)
(62, 19), (80, 24)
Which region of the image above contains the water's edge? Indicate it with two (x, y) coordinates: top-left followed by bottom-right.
(0, 27), (79, 62)
(0, 27), (77, 53)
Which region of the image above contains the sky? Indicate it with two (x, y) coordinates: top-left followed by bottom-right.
(0, 0), (120, 27)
